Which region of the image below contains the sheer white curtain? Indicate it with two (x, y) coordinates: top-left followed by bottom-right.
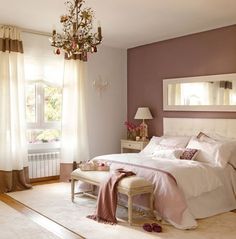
(215, 81), (230, 105)
(230, 80), (236, 104)
(22, 32), (64, 84)
(0, 25), (31, 192)
(169, 82), (215, 106)
(61, 59), (89, 169)
(168, 83), (181, 105)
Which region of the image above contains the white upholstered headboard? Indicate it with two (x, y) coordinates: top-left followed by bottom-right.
(163, 118), (236, 139)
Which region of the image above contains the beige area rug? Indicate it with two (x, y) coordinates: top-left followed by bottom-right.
(8, 183), (236, 239)
(0, 201), (60, 239)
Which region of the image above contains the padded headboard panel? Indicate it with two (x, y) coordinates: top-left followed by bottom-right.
(163, 118), (236, 139)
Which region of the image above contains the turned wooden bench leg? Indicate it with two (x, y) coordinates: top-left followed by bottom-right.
(71, 178), (75, 202)
(128, 195), (133, 225)
(150, 192), (153, 212)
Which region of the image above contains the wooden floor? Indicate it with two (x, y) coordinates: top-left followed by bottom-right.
(0, 181), (84, 239)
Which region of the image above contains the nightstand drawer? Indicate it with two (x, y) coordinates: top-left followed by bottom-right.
(121, 139), (149, 153)
(122, 141), (142, 150)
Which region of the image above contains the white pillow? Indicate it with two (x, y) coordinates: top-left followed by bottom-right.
(152, 145), (199, 161)
(186, 136), (233, 167)
(159, 135), (190, 148)
(152, 147), (183, 160)
(199, 132), (236, 168)
(140, 136), (161, 155)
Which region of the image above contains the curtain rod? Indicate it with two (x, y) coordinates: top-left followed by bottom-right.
(20, 27), (51, 37)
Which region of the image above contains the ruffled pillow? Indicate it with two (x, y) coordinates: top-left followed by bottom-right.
(197, 132), (236, 168)
(186, 135), (234, 167)
(158, 135), (190, 148)
(152, 148), (183, 159)
(140, 136), (161, 155)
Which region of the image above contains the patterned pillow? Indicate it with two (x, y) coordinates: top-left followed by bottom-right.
(180, 148), (199, 160)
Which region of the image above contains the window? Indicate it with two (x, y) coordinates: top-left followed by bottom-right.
(26, 81), (62, 149)
(180, 82), (210, 105)
(23, 32), (64, 151)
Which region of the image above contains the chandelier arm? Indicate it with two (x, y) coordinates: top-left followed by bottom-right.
(75, 1), (79, 34)
(67, 1), (75, 18)
(76, 3), (83, 31)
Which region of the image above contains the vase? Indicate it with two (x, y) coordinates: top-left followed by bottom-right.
(127, 131), (136, 140)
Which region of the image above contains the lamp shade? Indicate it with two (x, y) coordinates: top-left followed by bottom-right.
(134, 107), (153, 120)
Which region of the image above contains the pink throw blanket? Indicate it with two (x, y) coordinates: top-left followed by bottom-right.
(87, 168), (135, 224)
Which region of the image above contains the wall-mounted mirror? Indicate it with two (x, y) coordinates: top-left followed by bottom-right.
(163, 73), (236, 111)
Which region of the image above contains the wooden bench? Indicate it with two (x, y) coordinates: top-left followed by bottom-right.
(71, 169), (154, 225)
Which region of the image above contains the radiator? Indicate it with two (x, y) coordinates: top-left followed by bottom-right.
(28, 152), (60, 179)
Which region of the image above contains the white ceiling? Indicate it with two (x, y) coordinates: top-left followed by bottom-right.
(0, 0), (236, 49)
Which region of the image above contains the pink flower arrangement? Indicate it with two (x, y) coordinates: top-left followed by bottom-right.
(124, 121), (136, 132)
(124, 121), (143, 132)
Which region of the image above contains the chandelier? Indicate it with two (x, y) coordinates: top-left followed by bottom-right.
(50, 0), (102, 61)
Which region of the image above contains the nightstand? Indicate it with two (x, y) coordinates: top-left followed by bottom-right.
(121, 139), (149, 153)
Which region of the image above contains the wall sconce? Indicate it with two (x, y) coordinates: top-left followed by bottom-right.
(93, 75), (109, 96)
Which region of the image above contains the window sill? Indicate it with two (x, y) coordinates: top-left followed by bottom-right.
(28, 141), (60, 154)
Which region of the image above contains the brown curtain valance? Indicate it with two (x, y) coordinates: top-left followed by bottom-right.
(0, 25), (24, 53)
(0, 167), (31, 193)
(0, 38), (23, 53)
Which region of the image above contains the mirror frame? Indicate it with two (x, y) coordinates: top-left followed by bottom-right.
(163, 73), (236, 112)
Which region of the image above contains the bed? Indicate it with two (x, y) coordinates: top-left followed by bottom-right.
(84, 118), (236, 229)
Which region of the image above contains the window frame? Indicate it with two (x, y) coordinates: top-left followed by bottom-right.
(26, 79), (62, 151)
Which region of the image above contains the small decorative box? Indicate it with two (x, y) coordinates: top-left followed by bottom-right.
(80, 163), (95, 171)
(79, 161), (110, 171)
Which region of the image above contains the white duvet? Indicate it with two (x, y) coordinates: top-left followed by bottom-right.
(95, 153), (222, 200)
(93, 153), (236, 229)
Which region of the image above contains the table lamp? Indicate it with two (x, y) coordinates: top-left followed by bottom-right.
(134, 107), (153, 141)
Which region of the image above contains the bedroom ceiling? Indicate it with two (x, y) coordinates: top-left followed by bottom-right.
(0, 0), (236, 49)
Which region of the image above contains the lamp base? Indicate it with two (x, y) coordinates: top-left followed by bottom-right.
(140, 121), (148, 141)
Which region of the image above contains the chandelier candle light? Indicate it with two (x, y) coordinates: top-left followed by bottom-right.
(50, 0), (102, 61)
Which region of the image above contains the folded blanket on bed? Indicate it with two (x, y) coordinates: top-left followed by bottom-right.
(87, 168), (135, 224)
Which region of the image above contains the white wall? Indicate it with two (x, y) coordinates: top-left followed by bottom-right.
(87, 46), (127, 158)
(22, 32), (127, 158)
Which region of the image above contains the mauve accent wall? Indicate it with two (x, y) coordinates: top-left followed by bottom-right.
(127, 25), (236, 136)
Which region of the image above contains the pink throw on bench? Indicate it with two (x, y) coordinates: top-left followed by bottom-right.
(87, 168), (135, 224)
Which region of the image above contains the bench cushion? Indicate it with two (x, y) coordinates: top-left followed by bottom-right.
(71, 169), (152, 189)
(118, 176), (152, 189)
(71, 169), (109, 184)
